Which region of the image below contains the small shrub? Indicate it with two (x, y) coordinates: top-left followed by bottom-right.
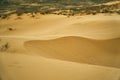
(1, 42), (9, 51)
(8, 27), (15, 31)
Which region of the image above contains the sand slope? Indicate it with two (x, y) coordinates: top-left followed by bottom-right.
(25, 36), (120, 68)
(0, 14), (120, 80)
(0, 14), (120, 40)
(0, 53), (120, 80)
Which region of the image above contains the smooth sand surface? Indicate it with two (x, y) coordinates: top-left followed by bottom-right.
(25, 36), (120, 68)
(0, 14), (120, 40)
(0, 14), (120, 80)
(0, 53), (120, 80)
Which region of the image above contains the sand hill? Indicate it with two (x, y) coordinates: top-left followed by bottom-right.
(0, 14), (120, 80)
(25, 36), (120, 68)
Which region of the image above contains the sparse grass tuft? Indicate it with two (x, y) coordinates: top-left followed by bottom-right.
(0, 42), (9, 51)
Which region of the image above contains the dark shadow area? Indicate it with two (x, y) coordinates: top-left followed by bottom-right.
(25, 36), (120, 68)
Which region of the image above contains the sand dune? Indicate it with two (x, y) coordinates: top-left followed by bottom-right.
(62, 19), (120, 39)
(0, 14), (120, 80)
(0, 14), (120, 40)
(0, 53), (120, 80)
(25, 36), (120, 68)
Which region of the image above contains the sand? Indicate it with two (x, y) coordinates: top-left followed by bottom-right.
(25, 36), (120, 68)
(0, 14), (120, 80)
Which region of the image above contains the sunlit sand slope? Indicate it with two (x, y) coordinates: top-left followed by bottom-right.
(0, 53), (120, 80)
(0, 14), (120, 80)
(0, 15), (120, 40)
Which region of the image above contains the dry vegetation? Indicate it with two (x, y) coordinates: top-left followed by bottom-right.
(0, 42), (9, 51)
(0, 0), (120, 18)
(0, 38), (9, 52)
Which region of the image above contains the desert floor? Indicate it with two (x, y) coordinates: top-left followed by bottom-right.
(0, 14), (120, 80)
